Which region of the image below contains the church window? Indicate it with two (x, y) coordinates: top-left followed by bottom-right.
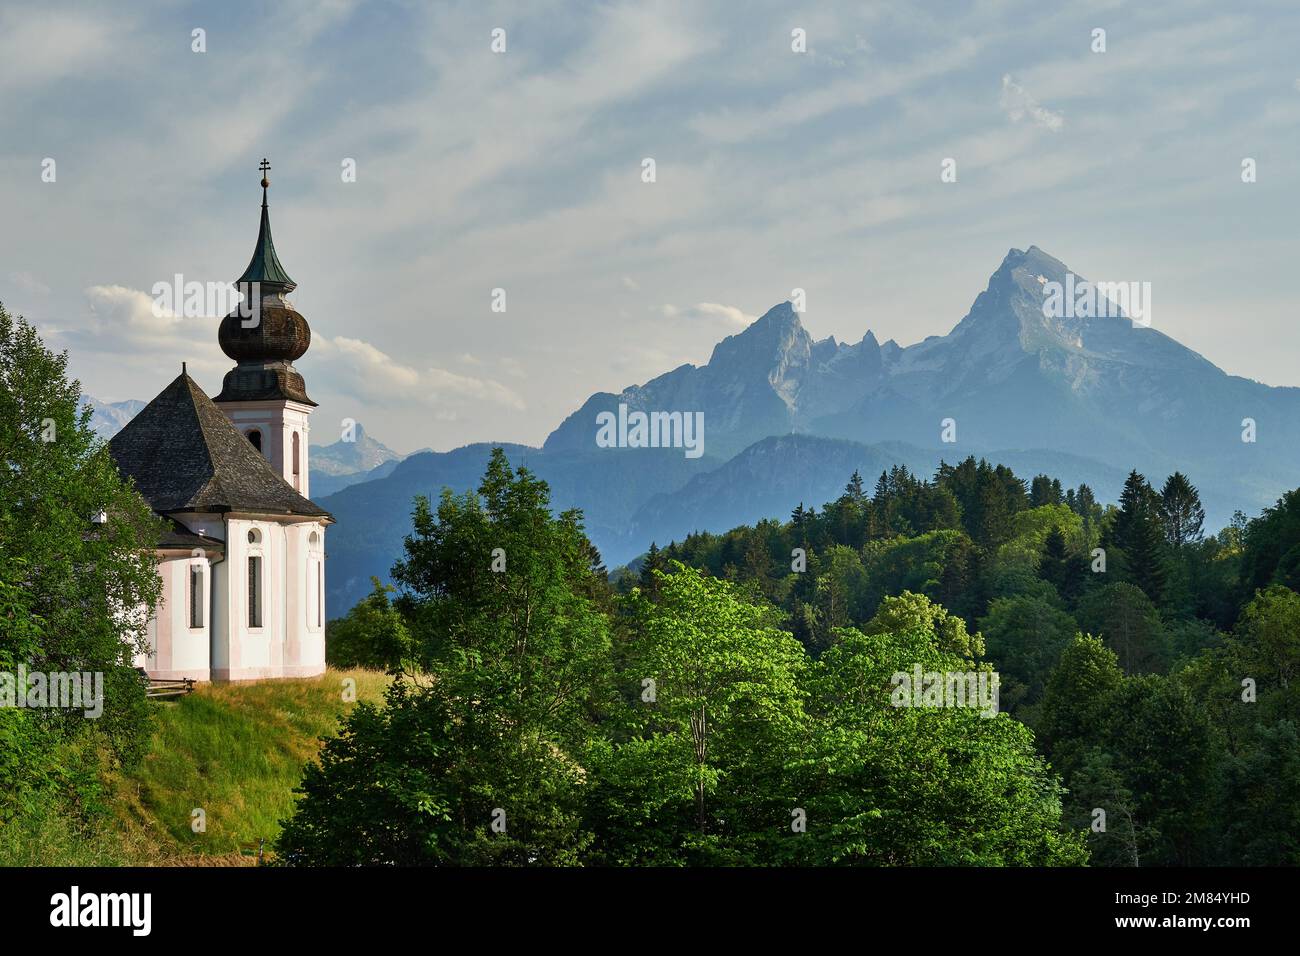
(248, 555), (263, 628)
(247, 428), (263, 454)
(292, 432), (301, 490)
(190, 565), (205, 629)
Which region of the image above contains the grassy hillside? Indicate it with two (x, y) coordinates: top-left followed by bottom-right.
(1, 669), (390, 866)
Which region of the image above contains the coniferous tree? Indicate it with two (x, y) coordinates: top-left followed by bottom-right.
(1107, 470), (1167, 603)
(845, 469), (866, 501)
(1038, 525), (1085, 604)
(1159, 472), (1205, 549)
(640, 541), (667, 600)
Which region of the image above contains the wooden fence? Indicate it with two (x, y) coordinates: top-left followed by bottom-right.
(145, 677), (196, 699)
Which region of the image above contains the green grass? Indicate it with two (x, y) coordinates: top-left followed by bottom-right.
(106, 668), (390, 865)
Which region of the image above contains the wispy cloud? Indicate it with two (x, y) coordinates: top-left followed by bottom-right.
(661, 302), (757, 328)
(999, 74), (1063, 131)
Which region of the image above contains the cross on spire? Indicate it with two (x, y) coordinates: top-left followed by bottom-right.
(237, 157), (295, 291)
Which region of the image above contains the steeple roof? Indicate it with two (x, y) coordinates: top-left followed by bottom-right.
(108, 371), (330, 519)
(236, 160), (296, 291)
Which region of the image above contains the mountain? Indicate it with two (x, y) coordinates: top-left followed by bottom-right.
(310, 424), (406, 496)
(82, 396), (146, 440)
(315, 245), (1300, 614)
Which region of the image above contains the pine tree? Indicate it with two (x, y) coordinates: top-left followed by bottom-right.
(1038, 525), (1084, 604)
(845, 469), (866, 501)
(640, 541), (667, 600)
(1159, 472), (1205, 548)
(1030, 474), (1062, 507)
(1108, 470), (1167, 604)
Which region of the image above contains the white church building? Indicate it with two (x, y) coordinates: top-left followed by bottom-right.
(109, 165), (331, 682)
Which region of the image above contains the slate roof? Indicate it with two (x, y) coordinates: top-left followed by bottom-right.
(108, 371), (331, 520)
(158, 518), (225, 552)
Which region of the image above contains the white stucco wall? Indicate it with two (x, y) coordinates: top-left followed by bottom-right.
(137, 514), (326, 683)
(212, 515), (326, 682)
(134, 549), (213, 681)
(214, 399), (314, 497)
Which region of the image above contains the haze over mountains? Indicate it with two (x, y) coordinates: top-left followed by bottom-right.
(90, 246), (1300, 614)
(310, 424), (407, 497)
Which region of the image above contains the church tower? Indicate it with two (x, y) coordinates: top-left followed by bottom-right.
(214, 160), (315, 496)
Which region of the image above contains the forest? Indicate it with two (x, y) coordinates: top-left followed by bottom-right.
(310, 448), (1300, 866)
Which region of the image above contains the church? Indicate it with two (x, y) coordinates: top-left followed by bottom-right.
(108, 164), (331, 682)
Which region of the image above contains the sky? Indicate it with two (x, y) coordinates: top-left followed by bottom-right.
(3, 0), (1300, 455)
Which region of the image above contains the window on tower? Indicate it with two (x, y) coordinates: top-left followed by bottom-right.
(292, 431), (301, 490)
(247, 428), (263, 454)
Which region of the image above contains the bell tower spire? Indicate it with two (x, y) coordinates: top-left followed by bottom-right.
(213, 160), (316, 495)
(237, 159), (297, 293)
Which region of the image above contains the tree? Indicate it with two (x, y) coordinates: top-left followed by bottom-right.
(325, 577), (412, 670)
(809, 545), (867, 651)
(588, 563), (807, 864)
(0, 306), (163, 821)
(1215, 720), (1300, 864)
(1038, 635), (1124, 777)
(1066, 750), (1146, 867)
(844, 469), (866, 501)
(638, 541), (667, 600)
(1037, 525), (1086, 604)
(1159, 472), (1205, 549)
(1077, 583), (1171, 675)
(1231, 585), (1300, 718)
(790, 626), (1088, 865)
(280, 448), (612, 865)
(1100, 676), (1216, 865)
(1105, 470), (1167, 603)
(1240, 488), (1300, 594)
(1030, 474), (1063, 507)
(978, 596), (1078, 711)
(864, 590), (983, 659)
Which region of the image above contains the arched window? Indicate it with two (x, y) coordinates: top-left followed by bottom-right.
(247, 527), (263, 629)
(247, 428), (262, 454)
(189, 564), (205, 629)
(292, 432), (301, 490)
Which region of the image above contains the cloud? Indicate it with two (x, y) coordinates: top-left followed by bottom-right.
(661, 302), (757, 328)
(0, 8), (120, 93)
(312, 335), (525, 411)
(65, 284), (221, 360)
(425, 367), (526, 410)
(53, 287), (526, 415)
(1000, 74), (1064, 131)
(7, 271), (51, 297)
